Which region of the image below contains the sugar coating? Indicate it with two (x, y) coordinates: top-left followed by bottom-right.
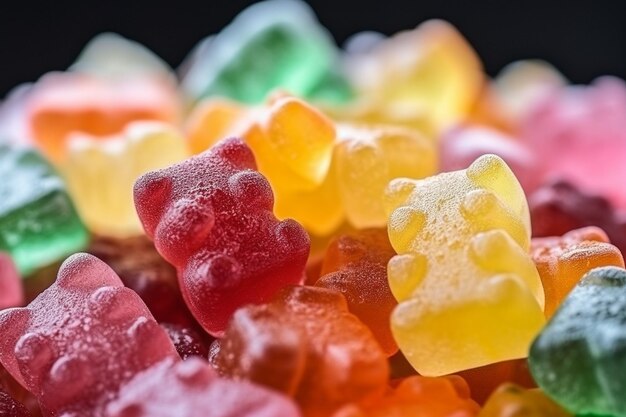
(0, 387), (31, 417)
(63, 121), (188, 237)
(106, 357), (301, 417)
(211, 286), (389, 417)
(530, 266), (626, 417)
(0, 253), (178, 416)
(315, 228), (398, 356)
(531, 227), (624, 317)
(385, 154), (545, 376)
(133, 137), (310, 336)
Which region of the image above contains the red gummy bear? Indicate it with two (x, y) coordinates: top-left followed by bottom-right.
(0, 387), (31, 417)
(529, 180), (626, 256)
(106, 357), (302, 417)
(210, 286), (389, 417)
(134, 137), (310, 336)
(315, 229), (398, 356)
(0, 253), (178, 417)
(161, 323), (210, 360)
(0, 253), (22, 309)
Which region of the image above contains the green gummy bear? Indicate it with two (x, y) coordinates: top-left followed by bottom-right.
(0, 144), (88, 276)
(181, 0), (351, 104)
(530, 266), (626, 417)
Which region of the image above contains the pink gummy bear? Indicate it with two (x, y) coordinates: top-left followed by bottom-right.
(522, 76), (626, 209)
(0, 253), (179, 417)
(440, 125), (542, 193)
(106, 357), (302, 417)
(134, 137), (311, 336)
(0, 253), (23, 309)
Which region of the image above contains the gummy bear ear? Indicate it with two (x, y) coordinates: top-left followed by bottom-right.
(133, 170), (173, 237)
(56, 253), (123, 291)
(0, 308), (31, 388)
(210, 137), (257, 171)
(228, 171), (274, 209)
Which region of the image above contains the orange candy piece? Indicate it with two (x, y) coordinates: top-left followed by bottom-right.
(26, 73), (180, 162)
(531, 226), (625, 317)
(333, 375), (480, 417)
(210, 286), (389, 417)
(316, 228), (398, 356)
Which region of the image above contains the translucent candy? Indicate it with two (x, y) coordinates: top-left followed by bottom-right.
(134, 137), (310, 336)
(62, 121), (188, 237)
(0, 253), (178, 416)
(0, 144), (88, 275)
(210, 286), (389, 417)
(385, 154), (545, 375)
(479, 384), (573, 417)
(530, 266), (626, 416)
(106, 358), (302, 417)
(0, 253), (23, 309)
(531, 227), (624, 317)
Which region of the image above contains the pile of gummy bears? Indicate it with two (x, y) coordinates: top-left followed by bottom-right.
(2, 0), (626, 416)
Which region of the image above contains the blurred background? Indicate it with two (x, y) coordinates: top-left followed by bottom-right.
(1, 0), (625, 97)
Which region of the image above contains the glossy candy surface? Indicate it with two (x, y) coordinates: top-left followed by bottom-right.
(385, 154), (545, 375)
(106, 358), (302, 417)
(479, 384), (572, 417)
(134, 137), (310, 336)
(531, 227), (624, 317)
(210, 286), (389, 417)
(315, 228), (398, 355)
(530, 266), (626, 416)
(0, 145), (88, 275)
(63, 122), (188, 237)
(0, 253), (178, 416)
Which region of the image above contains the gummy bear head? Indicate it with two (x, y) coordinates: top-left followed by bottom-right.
(0, 253), (178, 416)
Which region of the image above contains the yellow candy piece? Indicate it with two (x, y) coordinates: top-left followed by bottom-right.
(62, 121), (188, 237)
(345, 20), (483, 133)
(336, 124), (436, 228)
(385, 154), (545, 376)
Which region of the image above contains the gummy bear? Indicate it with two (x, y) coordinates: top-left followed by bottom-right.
(133, 137), (310, 336)
(0, 387), (31, 417)
(210, 286), (389, 417)
(332, 375), (480, 417)
(456, 359), (535, 405)
(529, 266), (626, 416)
(0, 253), (23, 309)
(522, 76), (626, 210)
(479, 384), (572, 417)
(87, 235), (198, 327)
(62, 121), (188, 237)
(0, 144), (88, 275)
(529, 180), (626, 257)
(180, 0), (348, 104)
(531, 227), (624, 317)
(106, 357), (302, 417)
(385, 154), (545, 376)
(25, 72), (180, 163)
(315, 228), (398, 356)
(344, 19), (483, 133)
(440, 125), (541, 193)
(185, 99), (249, 155)
(0, 253), (179, 417)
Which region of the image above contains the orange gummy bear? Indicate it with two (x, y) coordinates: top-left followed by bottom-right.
(531, 226), (625, 317)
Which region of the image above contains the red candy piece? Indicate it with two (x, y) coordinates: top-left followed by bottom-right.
(0, 253), (22, 309)
(522, 76), (626, 209)
(161, 323), (210, 360)
(134, 137), (310, 336)
(315, 228), (398, 356)
(529, 180), (626, 256)
(106, 357), (301, 417)
(211, 286), (389, 417)
(0, 387), (31, 417)
(0, 253), (178, 416)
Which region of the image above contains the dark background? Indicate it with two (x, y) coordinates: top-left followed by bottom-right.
(1, 1), (625, 97)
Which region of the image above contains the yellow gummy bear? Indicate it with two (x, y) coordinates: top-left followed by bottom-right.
(343, 19), (484, 134)
(385, 154), (545, 376)
(62, 121), (188, 237)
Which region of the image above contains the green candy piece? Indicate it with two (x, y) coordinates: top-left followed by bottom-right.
(0, 144), (88, 276)
(181, 0), (351, 104)
(530, 266), (626, 417)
